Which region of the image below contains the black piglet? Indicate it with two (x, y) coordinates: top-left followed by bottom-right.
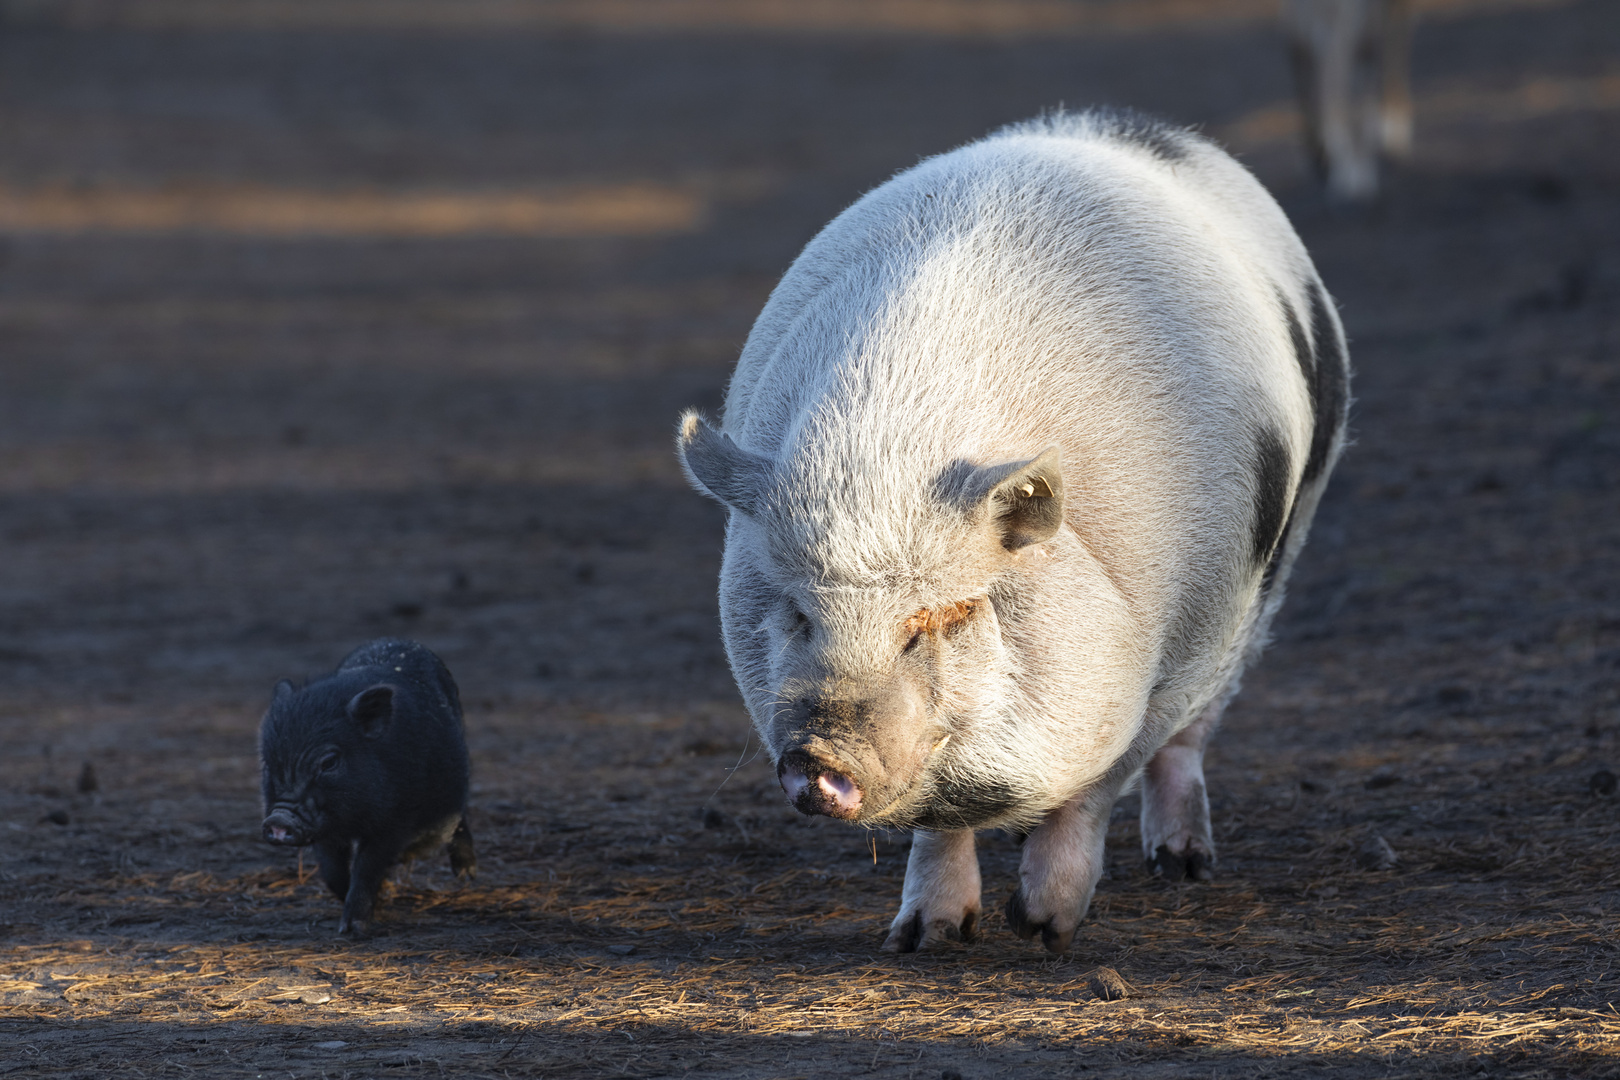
(259, 638), (477, 935)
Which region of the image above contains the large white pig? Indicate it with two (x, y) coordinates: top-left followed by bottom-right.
(677, 110), (1348, 954)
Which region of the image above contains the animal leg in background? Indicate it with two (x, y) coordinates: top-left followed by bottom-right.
(1379, 0), (1414, 158)
(1286, 0), (1414, 200)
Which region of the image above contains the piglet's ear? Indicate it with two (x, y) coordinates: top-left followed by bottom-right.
(976, 447), (1065, 551)
(272, 679), (295, 702)
(347, 685), (395, 739)
(676, 411), (773, 515)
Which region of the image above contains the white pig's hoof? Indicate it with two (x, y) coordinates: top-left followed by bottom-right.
(882, 907), (979, 953)
(1146, 842), (1214, 882)
(1004, 889), (1080, 955)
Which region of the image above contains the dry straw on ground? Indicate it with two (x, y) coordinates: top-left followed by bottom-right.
(4, 704), (1618, 1078)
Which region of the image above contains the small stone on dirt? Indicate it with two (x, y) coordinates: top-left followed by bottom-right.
(1357, 834), (1398, 871)
(313, 1040), (348, 1050)
(1087, 967), (1130, 1001)
(606, 944), (635, 955)
(1590, 769), (1617, 798)
(41, 809), (69, 826)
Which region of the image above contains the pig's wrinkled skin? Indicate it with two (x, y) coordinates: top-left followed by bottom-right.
(259, 638), (477, 935)
(677, 110), (1347, 954)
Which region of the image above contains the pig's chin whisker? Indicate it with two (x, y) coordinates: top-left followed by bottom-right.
(704, 726), (760, 804)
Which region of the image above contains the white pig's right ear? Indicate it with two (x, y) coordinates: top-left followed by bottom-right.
(676, 411), (772, 515)
(347, 685), (395, 739)
(968, 447), (1065, 551)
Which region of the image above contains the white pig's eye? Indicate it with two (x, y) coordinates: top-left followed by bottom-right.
(317, 751), (340, 773)
(902, 599), (979, 654)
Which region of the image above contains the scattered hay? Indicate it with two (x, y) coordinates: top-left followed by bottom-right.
(3, 706), (1618, 1077)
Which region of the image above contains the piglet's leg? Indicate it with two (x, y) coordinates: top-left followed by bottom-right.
(338, 840), (398, 936)
(882, 828), (981, 952)
(1141, 704), (1221, 881)
(447, 818), (479, 879)
(1005, 792), (1112, 955)
(314, 838), (351, 902)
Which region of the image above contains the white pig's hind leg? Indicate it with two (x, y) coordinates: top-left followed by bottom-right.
(882, 828), (981, 952)
(1141, 703), (1222, 881)
(1004, 792), (1113, 954)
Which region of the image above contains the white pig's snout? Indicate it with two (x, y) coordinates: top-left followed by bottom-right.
(778, 749), (864, 819)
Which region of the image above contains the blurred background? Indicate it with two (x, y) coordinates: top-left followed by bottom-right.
(0, 0), (1610, 717)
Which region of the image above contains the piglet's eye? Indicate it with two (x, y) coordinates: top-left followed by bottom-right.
(317, 751), (340, 773)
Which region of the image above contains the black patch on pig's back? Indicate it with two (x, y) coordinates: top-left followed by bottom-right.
(1261, 505), (1298, 593)
(1094, 106), (1194, 162)
(906, 777), (1021, 831)
(1260, 280), (1349, 589)
(1282, 286), (1312, 384)
(1301, 280), (1348, 483)
(1252, 427), (1293, 570)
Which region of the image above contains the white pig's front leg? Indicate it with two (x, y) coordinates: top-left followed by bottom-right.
(1004, 790), (1114, 954)
(882, 828), (981, 952)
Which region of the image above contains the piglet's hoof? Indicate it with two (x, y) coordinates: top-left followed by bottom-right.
(882, 908), (978, 953)
(1004, 890), (1075, 955)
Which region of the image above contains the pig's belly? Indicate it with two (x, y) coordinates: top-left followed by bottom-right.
(399, 812), (462, 864)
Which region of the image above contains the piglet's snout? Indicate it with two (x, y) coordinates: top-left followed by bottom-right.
(779, 749), (863, 819)
(262, 808), (308, 846)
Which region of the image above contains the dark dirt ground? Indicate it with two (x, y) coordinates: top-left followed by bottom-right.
(0, 1), (1617, 1076)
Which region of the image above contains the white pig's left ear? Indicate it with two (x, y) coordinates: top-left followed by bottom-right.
(347, 685), (395, 738)
(676, 411), (773, 515)
(976, 447), (1065, 550)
